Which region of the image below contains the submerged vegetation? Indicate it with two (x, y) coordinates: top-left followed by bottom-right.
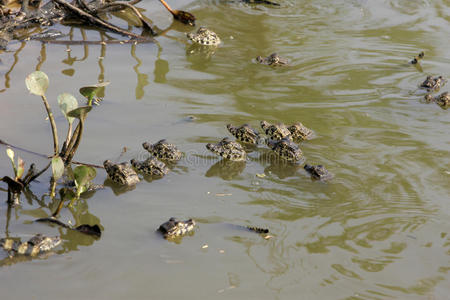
(0, 71), (106, 262)
(24, 71), (102, 197)
(0, 0), (201, 261)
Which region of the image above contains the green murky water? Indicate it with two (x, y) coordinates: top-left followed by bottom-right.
(1, 0), (449, 299)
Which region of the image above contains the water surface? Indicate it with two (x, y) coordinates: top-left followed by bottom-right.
(0, 0), (449, 299)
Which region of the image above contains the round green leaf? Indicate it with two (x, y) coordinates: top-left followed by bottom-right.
(79, 82), (110, 101)
(57, 93), (78, 125)
(67, 106), (92, 121)
(59, 187), (76, 201)
(74, 166), (96, 189)
(25, 71), (49, 96)
(51, 156), (65, 181)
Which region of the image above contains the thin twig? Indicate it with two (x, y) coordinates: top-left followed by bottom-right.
(1, 140), (104, 169)
(126, 0), (142, 5)
(0, 139), (48, 158)
(94, 1), (156, 35)
(41, 94), (59, 156)
(52, 0), (150, 40)
(158, 0), (196, 26)
(72, 161), (104, 169)
(76, 0), (92, 14)
(22, 163), (36, 183)
(39, 38), (153, 45)
(158, 0), (174, 14)
(26, 161), (51, 184)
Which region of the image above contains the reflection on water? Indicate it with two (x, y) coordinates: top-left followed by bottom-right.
(103, 178), (136, 195)
(0, 0), (450, 299)
(0, 183), (102, 266)
(205, 159), (246, 180)
(0, 29), (155, 98)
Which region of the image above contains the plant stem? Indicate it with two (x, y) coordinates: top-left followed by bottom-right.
(60, 122), (73, 157)
(63, 121), (80, 161)
(65, 119), (84, 165)
(26, 161), (51, 185)
(41, 94), (59, 155)
(158, 0), (174, 14)
(52, 197), (66, 217)
(66, 122), (73, 148)
(72, 161), (104, 169)
(21, 163), (36, 184)
(50, 177), (57, 199)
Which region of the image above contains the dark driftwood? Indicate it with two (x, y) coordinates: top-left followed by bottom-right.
(0, 0), (158, 49)
(0, 0), (196, 50)
(51, 0), (150, 40)
(36, 217), (102, 237)
(93, 1), (156, 35)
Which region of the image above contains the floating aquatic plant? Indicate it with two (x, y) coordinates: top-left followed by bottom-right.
(1, 71), (109, 204)
(79, 82), (110, 106)
(73, 165), (97, 197)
